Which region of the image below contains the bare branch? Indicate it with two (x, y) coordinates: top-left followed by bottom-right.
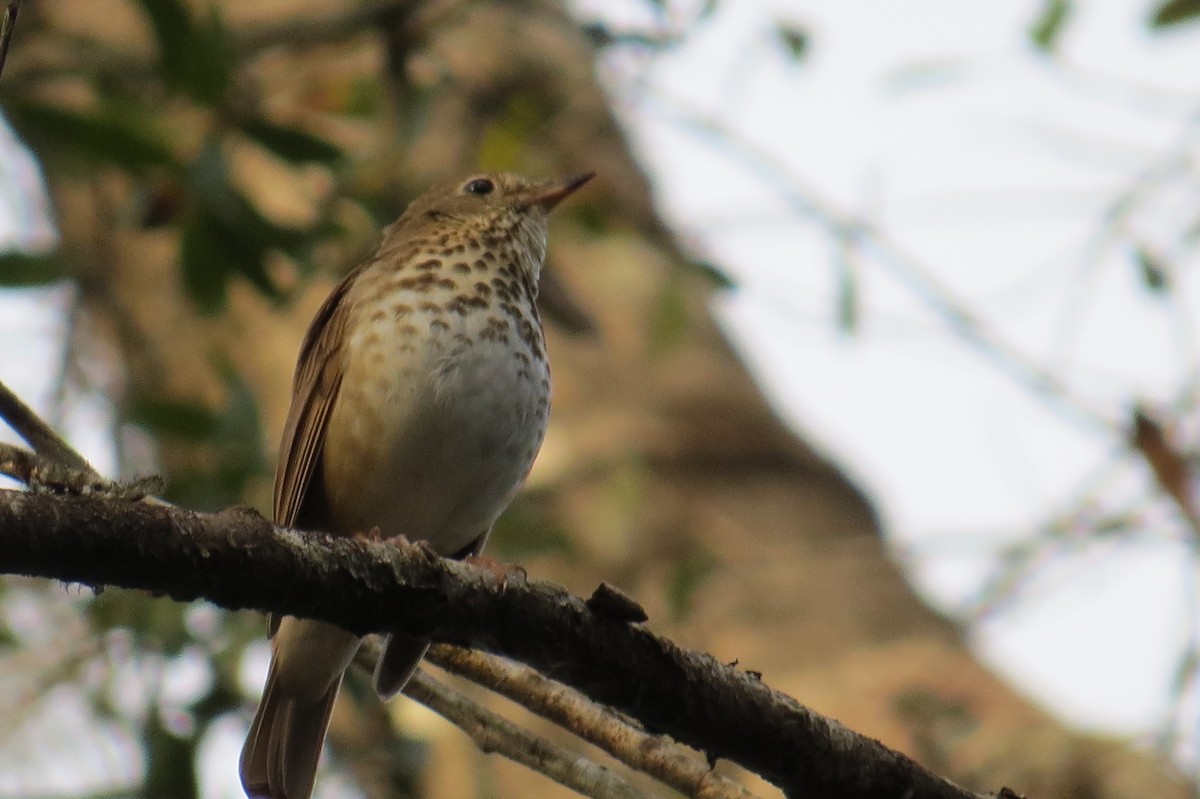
(426, 645), (760, 799)
(354, 641), (649, 799)
(0, 0), (19, 79)
(0, 487), (1005, 799)
(0, 380), (96, 477)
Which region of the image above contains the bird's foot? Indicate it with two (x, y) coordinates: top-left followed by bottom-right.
(464, 554), (527, 588)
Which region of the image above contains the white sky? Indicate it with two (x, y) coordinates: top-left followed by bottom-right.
(572, 0), (1200, 755)
(2, 0), (1200, 791)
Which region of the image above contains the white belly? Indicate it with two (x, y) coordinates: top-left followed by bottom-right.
(322, 305), (550, 555)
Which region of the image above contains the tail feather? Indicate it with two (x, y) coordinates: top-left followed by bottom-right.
(373, 633), (430, 698)
(240, 661), (342, 799)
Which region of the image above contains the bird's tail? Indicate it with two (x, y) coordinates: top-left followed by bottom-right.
(240, 660), (342, 799)
(240, 618), (359, 799)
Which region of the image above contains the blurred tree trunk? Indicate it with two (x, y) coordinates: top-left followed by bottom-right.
(7, 0), (1190, 797)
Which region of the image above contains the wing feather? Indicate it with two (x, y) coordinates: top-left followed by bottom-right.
(273, 266), (362, 528)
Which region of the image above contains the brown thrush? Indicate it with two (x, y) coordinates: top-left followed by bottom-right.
(239, 171), (593, 799)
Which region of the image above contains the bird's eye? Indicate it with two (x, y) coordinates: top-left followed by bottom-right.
(463, 178), (495, 195)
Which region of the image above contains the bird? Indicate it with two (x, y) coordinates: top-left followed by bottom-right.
(239, 170), (594, 799)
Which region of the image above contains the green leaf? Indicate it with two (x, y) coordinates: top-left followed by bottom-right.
(1136, 246), (1169, 294)
(238, 118), (343, 165)
(180, 213), (233, 313)
(126, 398), (221, 440)
(135, 0), (233, 104)
(181, 138), (310, 309)
(0, 248), (70, 286)
(2, 96), (180, 175)
(1150, 0), (1200, 27)
(688, 259), (736, 289)
(775, 21), (809, 63)
(1030, 0), (1071, 51)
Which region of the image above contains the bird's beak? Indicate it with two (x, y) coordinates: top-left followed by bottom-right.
(530, 172), (595, 212)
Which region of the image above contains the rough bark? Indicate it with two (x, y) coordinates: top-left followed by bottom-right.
(0, 486), (991, 799)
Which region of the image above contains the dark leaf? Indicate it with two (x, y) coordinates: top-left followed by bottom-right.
(688, 259), (736, 289)
(238, 118), (343, 165)
(775, 21), (809, 63)
(135, 0), (233, 104)
(1030, 0), (1072, 51)
(1136, 246), (1169, 293)
(0, 248), (69, 286)
(581, 22), (616, 48)
(143, 701), (200, 799)
(1150, 0), (1200, 27)
(181, 138), (311, 308)
(126, 397), (221, 440)
(2, 96), (179, 175)
(180, 213), (233, 313)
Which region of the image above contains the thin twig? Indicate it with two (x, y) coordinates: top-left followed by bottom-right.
(0, 379), (96, 476)
(355, 640), (649, 799)
(0, 0), (20, 79)
(427, 645), (761, 799)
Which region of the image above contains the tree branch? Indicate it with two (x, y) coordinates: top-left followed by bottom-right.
(425, 644), (759, 799)
(0, 488), (1007, 799)
(369, 643), (648, 799)
(0, 380), (96, 476)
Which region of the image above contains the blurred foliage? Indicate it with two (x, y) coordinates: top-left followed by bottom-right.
(665, 547), (717, 622)
(1, 94), (180, 177)
(1029, 0), (1072, 51)
(137, 0), (234, 106)
(1136, 246), (1170, 294)
(125, 370), (268, 510)
(0, 3), (341, 306)
(774, 21), (809, 64)
(0, 0), (604, 792)
(1150, 0), (1200, 27)
(492, 496), (574, 559)
(0, 248), (70, 286)
(180, 137), (315, 313)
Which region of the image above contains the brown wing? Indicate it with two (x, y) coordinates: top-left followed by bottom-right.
(273, 266), (362, 528)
